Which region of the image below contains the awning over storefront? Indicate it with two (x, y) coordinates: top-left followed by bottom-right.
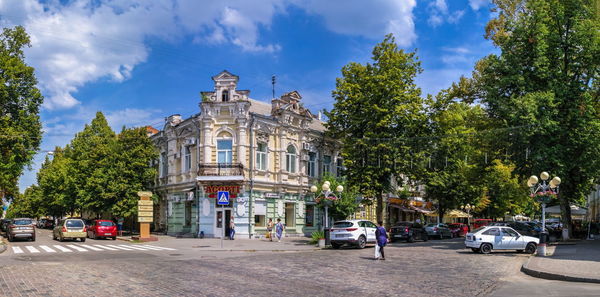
(545, 204), (587, 215)
(389, 204), (415, 212)
(426, 209), (471, 218)
(409, 205), (433, 214)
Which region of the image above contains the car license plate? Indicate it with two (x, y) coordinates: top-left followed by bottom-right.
(394, 235), (402, 238)
(335, 234), (345, 238)
(105, 233), (112, 236)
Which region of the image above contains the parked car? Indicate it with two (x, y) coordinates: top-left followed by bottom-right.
(6, 218), (36, 242)
(448, 223), (469, 237)
(37, 218), (48, 229)
(473, 219), (492, 229)
(425, 223), (453, 239)
(329, 220), (378, 249)
(87, 220), (117, 240)
(465, 226), (539, 254)
(1, 219), (12, 233)
(490, 222), (539, 237)
(390, 222), (428, 243)
(53, 218), (86, 242)
(43, 219), (55, 229)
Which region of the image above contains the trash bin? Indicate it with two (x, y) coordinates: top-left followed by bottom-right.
(324, 228), (331, 246)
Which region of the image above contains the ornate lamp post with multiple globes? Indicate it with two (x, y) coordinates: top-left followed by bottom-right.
(527, 172), (561, 256)
(310, 181), (343, 231)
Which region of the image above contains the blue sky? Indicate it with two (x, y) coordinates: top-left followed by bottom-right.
(1, 0), (496, 192)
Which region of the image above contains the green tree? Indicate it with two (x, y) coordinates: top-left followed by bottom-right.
(0, 26), (43, 204)
(452, 0), (600, 236)
(314, 174), (360, 221)
(326, 34), (428, 222)
(480, 160), (530, 219)
(67, 112), (118, 216)
(111, 126), (158, 218)
(37, 147), (76, 217)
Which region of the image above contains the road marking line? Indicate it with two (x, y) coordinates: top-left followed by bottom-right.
(52, 245), (72, 252)
(39, 245), (56, 253)
(66, 244), (88, 252)
(25, 246), (40, 253)
(78, 244), (103, 251)
(124, 245), (152, 251)
(140, 245), (176, 251)
(92, 245), (118, 251)
(105, 244), (135, 251)
(12, 247), (24, 254)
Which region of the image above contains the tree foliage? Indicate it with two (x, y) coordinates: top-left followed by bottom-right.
(314, 173), (360, 221)
(326, 34), (428, 222)
(0, 26), (43, 203)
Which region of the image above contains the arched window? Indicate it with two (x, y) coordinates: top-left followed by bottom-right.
(222, 90), (229, 102)
(286, 145), (297, 173)
(217, 131), (233, 164)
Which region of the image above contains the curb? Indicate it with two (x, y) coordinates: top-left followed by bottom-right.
(0, 244), (6, 254)
(191, 249), (321, 252)
(521, 257), (600, 284)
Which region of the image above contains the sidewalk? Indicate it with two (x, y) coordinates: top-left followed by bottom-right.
(521, 239), (600, 283)
(116, 233), (320, 252)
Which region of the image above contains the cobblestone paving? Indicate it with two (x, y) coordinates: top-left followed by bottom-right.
(0, 239), (529, 297)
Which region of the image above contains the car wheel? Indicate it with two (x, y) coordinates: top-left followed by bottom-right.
(525, 243), (537, 254)
(357, 235), (367, 249)
(422, 233), (428, 241)
(59, 234), (64, 242)
(80, 238), (86, 242)
(331, 243), (341, 249)
(471, 248), (480, 253)
(480, 243), (493, 254)
(7, 234), (12, 242)
(31, 236), (35, 242)
(439, 234), (443, 240)
(112, 236), (117, 240)
(407, 235), (415, 243)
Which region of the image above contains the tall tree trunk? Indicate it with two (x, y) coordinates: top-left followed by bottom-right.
(560, 195), (572, 240)
(376, 191), (383, 224)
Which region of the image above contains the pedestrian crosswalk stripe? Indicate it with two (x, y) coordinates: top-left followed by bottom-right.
(25, 246), (40, 253)
(77, 244), (103, 251)
(53, 245), (73, 252)
(140, 245), (176, 251)
(92, 244), (118, 251)
(105, 244), (135, 250)
(12, 246), (24, 254)
(122, 245), (150, 251)
(39, 245), (56, 253)
(66, 245), (88, 252)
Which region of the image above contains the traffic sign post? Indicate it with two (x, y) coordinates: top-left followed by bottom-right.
(217, 191), (229, 248)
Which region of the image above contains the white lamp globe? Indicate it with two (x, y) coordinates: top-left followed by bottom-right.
(322, 183), (330, 191)
(529, 175), (539, 184)
(540, 172), (550, 181)
(336, 185), (344, 192)
(310, 185), (318, 193)
(324, 181), (331, 186)
(551, 176), (561, 186)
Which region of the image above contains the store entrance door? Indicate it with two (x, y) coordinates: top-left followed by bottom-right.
(216, 209), (232, 238)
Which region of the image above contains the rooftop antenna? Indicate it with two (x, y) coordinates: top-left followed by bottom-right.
(271, 75), (276, 99)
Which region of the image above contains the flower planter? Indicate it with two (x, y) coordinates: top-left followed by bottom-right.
(318, 238), (326, 248)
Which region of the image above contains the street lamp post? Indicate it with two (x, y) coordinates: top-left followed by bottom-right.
(528, 172), (561, 256)
(462, 204), (473, 231)
(310, 181), (343, 231)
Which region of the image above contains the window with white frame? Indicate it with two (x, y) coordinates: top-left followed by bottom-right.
(217, 138), (233, 164)
(306, 152), (316, 177)
(336, 158), (344, 177)
(256, 142), (267, 171)
(286, 145), (297, 173)
(184, 146), (191, 172)
(323, 155), (332, 174)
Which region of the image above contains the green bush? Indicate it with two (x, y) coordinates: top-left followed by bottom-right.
(310, 230), (325, 244)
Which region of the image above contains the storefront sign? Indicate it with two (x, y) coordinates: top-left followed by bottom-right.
(264, 193), (280, 198)
(203, 185), (241, 194)
(138, 211), (153, 217)
(138, 200), (153, 206)
(138, 205), (153, 211)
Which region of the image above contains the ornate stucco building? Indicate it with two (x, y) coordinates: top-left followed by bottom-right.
(151, 71), (344, 238)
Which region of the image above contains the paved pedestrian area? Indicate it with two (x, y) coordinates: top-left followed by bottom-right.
(0, 239), (531, 297)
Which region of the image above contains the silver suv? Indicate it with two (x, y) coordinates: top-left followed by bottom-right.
(329, 220), (378, 249)
(6, 218), (36, 242)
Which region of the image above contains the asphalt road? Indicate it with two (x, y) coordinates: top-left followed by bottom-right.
(1, 230), (598, 297)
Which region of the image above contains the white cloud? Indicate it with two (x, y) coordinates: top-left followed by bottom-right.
(469, 0), (489, 11)
(427, 0), (464, 27)
(293, 0), (417, 47)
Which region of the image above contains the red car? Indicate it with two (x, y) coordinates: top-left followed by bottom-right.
(473, 219), (492, 229)
(448, 223), (469, 237)
(87, 220), (117, 240)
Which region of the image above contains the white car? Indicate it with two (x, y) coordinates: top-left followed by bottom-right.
(329, 220), (378, 249)
(465, 226), (539, 254)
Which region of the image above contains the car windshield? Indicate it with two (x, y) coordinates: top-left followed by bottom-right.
(13, 219), (32, 225)
(426, 224), (437, 227)
(66, 220), (84, 228)
(473, 227), (487, 233)
(333, 222), (353, 228)
(98, 221), (114, 227)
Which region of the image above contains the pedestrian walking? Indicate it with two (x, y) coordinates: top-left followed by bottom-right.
(275, 218), (285, 242)
(267, 218), (274, 241)
(229, 216), (235, 240)
(117, 217), (124, 236)
(375, 221), (388, 260)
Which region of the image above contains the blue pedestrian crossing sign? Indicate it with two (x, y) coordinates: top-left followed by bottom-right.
(217, 191), (230, 205)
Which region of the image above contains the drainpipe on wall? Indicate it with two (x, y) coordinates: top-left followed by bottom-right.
(248, 115), (255, 239)
(195, 117), (202, 237)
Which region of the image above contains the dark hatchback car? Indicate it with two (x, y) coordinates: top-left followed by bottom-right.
(389, 222), (428, 243)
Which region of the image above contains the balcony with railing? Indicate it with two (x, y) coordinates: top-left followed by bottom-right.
(196, 163), (245, 181)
